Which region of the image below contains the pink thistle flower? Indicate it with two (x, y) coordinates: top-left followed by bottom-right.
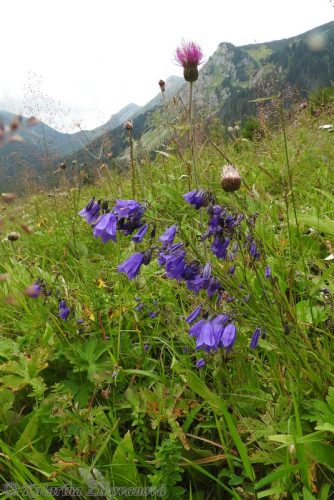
(175, 41), (204, 82)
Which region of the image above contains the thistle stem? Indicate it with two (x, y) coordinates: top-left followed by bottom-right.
(129, 129), (135, 198)
(189, 81), (199, 188)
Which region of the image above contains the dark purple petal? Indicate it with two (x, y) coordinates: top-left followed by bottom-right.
(196, 358), (206, 368)
(185, 305), (202, 324)
(132, 223), (149, 243)
(196, 321), (216, 350)
(59, 300), (70, 320)
(159, 225), (178, 246)
(93, 213), (117, 243)
(221, 323), (236, 348)
(250, 327), (261, 349)
(25, 283), (41, 298)
(118, 252), (144, 279)
(189, 319), (205, 337)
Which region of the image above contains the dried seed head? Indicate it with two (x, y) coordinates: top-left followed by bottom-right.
(158, 79), (166, 92)
(60, 162), (66, 170)
(123, 120), (134, 131)
(221, 165), (242, 192)
(7, 231), (20, 242)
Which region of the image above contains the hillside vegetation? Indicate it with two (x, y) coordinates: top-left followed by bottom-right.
(0, 88), (334, 499)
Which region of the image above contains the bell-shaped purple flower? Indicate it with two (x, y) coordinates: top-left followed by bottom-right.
(93, 213), (117, 243)
(25, 283), (41, 298)
(185, 305), (202, 324)
(196, 358), (206, 368)
(165, 254), (185, 280)
(250, 327), (261, 349)
(59, 300), (70, 320)
(265, 266), (271, 279)
(189, 319), (206, 338)
(196, 321), (216, 351)
(132, 223), (149, 243)
(113, 199), (142, 219)
(211, 235), (230, 259)
(220, 323), (237, 349)
(118, 252), (144, 279)
(183, 189), (211, 209)
(79, 198), (101, 224)
(159, 225), (178, 246)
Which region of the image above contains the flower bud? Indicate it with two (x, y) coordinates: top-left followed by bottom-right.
(158, 79), (166, 92)
(7, 231), (20, 242)
(183, 66), (199, 83)
(123, 120), (134, 131)
(221, 165), (241, 192)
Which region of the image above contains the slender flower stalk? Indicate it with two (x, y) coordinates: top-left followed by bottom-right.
(123, 121), (135, 198)
(175, 41), (203, 188)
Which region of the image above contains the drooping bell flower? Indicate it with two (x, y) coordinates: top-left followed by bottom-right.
(59, 300), (70, 320)
(93, 213), (117, 243)
(118, 252), (144, 280)
(25, 283), (41, 298)
(159, 225), (178, 246)
(132, 223), (149, 243)
(250, 327), (261, 349)
(79, 198), (101, 224)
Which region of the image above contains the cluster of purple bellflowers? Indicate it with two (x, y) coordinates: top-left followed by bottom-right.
(79, 192), (264, 355)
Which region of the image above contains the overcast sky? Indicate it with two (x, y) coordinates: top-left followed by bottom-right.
(1, 0), (333, 132)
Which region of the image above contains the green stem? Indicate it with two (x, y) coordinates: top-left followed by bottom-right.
(129, 129), (135, 198)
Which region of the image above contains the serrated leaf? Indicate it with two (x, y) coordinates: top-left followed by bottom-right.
(111, 431), (139, 486)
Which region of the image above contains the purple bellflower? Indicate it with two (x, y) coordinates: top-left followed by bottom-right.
(93, 212), (117, 243)
(183, 189), (213, 209)
(79, 198), (101, 224)
(196, 358), (206, 368)
(265, 266), (271, 279)
(118, 250), (152, 280)
(220, 323), (237, 350)
(25, 283), (41, 298)
(185, 305), (202, 324)
(159, 225), (178, 246)
(118, 252), (144, 280)
(59, 300), (70, 320)
(132, 223), (149, 243)
(250, 327), (261, 349)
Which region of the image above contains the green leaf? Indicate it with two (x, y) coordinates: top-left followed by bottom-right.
(255, 463), (304, 490)
(111, 431), (139, 487)
(172, 359), (255, 481)
(297, 214), (334, 235)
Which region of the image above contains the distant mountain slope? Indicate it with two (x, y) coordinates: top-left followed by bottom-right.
(65, 21), (334, 170)
(1, 22), (334, 191)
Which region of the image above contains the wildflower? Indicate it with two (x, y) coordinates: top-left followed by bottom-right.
(265, 266), (271, 278)
(123, 120), (134, 130)
(183, 189), (214, 209)
(79, 198), (101, 224)
(211, 235), (230, 259)
(220, 323), (237, 349)
(114, 199), (142, 219)
(196, 358), (206, 368)
(249, 239), (260, 260)
(135, 303), (144, 311)
(250, 327), (261, 349)
(159, 225), (178, 246)
(185, 305), (202, 324)
(132, 223), (149, 243)
(175, 41), (204, 82)
(25, 283), (41, 298)
(149, 311), (158, 319)
(195, 321), (216, 351)
(158, 79), (166, 92)
(59, 300), (70, 320)
(118, 252), (144, 280)
(115, 199), (145, 235)
(93, 212), (117, 243)
(144, 343), (149, 352)
(221, 165), (241, 192)
(165, 254), (186, 280)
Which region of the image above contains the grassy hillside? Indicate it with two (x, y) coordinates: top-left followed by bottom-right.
(0, 92), (334, 498)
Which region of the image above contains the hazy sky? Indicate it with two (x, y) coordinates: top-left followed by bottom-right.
(1, 0), (333, 132)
